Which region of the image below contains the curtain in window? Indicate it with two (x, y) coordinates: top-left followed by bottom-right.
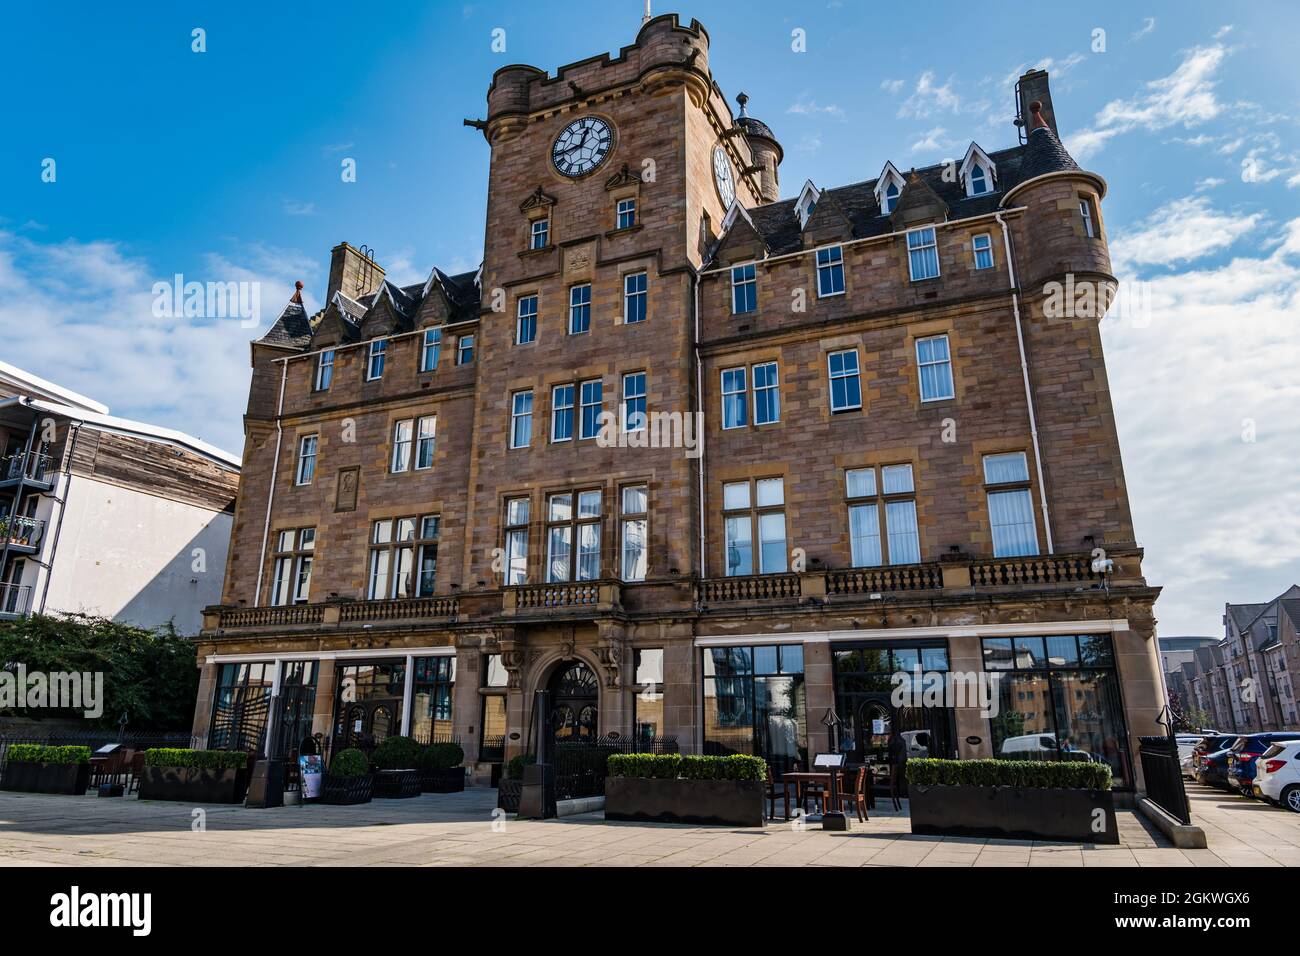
(988, 488), (1038, 557)
(885, 499), (920, 564)
(849, 503), (882, 567)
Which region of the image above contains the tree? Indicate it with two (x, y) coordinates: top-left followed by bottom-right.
(0, 613), (198, 730)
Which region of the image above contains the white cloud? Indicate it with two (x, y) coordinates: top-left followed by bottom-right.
(1108, 196), (1262, 271)
(1001, 52), (1086, 91)
(909, 127), (949, 153)
(897, 71), (962, 119)
(1105, 214), (1300, 634)
(282, 199), (315, 216)
(1068, 43), (1228, 161)
(1195, 177), (1225, 190)
(787, 96), (845, 119)
(0, 232), (319, 456)
(1131, 18), (1156, 42)
(880, 78), (904, 95)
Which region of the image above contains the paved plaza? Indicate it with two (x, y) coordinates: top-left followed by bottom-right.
(0, 783), (1296, 867)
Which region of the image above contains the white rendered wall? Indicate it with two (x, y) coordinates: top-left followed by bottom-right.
(38, 473), (232, 635)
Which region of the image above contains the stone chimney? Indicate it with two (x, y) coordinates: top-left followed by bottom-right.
(1017, 69), (1058, 137)
(327, 242), (385, 302)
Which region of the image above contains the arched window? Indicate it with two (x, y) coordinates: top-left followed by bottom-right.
(970, 165), (989, 195)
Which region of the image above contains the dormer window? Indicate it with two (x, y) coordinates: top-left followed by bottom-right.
(958, 144), (998, 199)
(795, 180), (822, 230)
(883, 181), (900, 214)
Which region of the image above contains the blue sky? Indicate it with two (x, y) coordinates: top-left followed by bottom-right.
(2, 1), (1298, 635)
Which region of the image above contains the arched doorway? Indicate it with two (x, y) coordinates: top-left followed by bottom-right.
(547, 660), (599, 742)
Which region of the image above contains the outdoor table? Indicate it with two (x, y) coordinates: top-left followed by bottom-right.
(780, 771), (847, 815)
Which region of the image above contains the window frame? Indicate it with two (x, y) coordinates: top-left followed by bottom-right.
(419, 328), (442, 372)
(620, 483), (649, 582)
(414, 415), (436, 470)
(623, 271), (648, 324)
(270, 527), (316, 606)
(721, 366), (747, 430)
(752, 361), (780, 425)
(530, 217), (549, 250)
(456, 334), (475, 365)
(616, 197), (636, 230)
(390, 419), (413, 474)
(516, 294), (538, 345)
(622, 371), (647, 434)
(295, 434), (318, 486)
(906, 227), (941, 281)
(314, 349), (334, 392)
(551, 383), (575, 443)
(983, 452), (1040, 558)
(731, 262), (757, 315)
(827, 349), (862, 413)
(722, 477), (787, 576)
(1079, 196), (1098, 239)
(815, 245), (845, 298)
(915, 334), (956, 403)
(568, 283), (591, 335)
(509, 390), (533, 449)
(843, 465), (921, 566)
(367, 515), (440, 599)
(366, 339), (387, 381)
(972, 233), (994, 271)
(545, 489), (603, 583)
(503, 497), (530, 586)
(579, 379), (603, 441)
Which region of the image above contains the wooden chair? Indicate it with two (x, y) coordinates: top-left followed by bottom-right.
(126, 751), (146, 794)
(834, 766), (870, 823)
(885, 760), (903, 812)
(764, 765), (790, 821)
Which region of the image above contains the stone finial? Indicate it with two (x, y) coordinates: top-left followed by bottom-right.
(1029, 100), (1048, 130)
(291, 280), (303, 304)
(736, 91), (749, 118)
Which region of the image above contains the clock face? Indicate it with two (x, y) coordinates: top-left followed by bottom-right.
(713, 145), (736, 208)
(551, 116), (614, 178)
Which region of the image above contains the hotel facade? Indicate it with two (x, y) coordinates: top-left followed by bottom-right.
(194, 15), (1164, 793)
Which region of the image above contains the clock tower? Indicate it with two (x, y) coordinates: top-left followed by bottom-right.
(464, 14), (777, 593)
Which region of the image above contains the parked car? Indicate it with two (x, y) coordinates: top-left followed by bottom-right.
(1192, 734), (1236, 777)
(1177, 734), (1206, 777)
(1196, 746), (1234, 790)
(1226, 733), (1300, 796)
(1252, 741), (1300, 812)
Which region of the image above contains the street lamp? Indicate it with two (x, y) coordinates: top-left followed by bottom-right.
(819, 708), (848, 831)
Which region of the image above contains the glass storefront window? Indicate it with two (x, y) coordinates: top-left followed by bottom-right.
(209, 661), (274, 753)
(333, 661), (407, 753)
(703, 644), (806, 774)
(410, 656), (456, 745)
(982, 633), (1130, 785)
(832, 642), (957, 777)
(633, 648), (664, 747)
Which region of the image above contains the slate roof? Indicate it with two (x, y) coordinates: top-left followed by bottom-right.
(731, 145), (1029, 259)
(1279, 599), (1300, 634)
(1226, 602), (1268, 632)
(259, 300), (313, 349)
(1019, 123), (1080, 181)
(256, 268), (481, 352)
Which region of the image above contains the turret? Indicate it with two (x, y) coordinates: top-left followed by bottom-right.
(734, 93), (782, 204)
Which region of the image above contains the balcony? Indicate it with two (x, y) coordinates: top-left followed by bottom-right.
(0, 582), (33, 618)
(209, 594), (459, 632)
(203, 550), (1145, 633)
(0, 451), (54, 490)
(0, 515), (45, 554)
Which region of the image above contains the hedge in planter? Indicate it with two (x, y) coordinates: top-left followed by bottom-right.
(905, 758), (1118, 844)
(138, 749), (251, 803)
(419, 742), (466, 793)
(1, 744), (92, 795)
(604, 754), (768, 827)
(370, 736), (422, 799)
(321, 747), (373, 805)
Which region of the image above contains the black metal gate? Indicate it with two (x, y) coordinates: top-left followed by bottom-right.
(1138, 734), (1192, 825)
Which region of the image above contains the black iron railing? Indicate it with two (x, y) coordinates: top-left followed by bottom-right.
(479, 735), (505, 763)
(1138, 734), (1192, 825)
(0, 730), (195, 771)
(551, 733), (679, 800)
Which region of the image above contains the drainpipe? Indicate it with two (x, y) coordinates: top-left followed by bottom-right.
(38, 421), (81, 614)
(994, 211), (1054, 554)
(692, 271), (706, 579)
(253, 361), (289, 606)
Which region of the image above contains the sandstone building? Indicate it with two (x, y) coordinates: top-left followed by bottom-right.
(194, 15), (1163, 793)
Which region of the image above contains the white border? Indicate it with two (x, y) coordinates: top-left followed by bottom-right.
(205, 646), (456, 665)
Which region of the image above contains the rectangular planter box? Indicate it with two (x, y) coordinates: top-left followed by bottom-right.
(0, 761), (91, 795)
(421, 767), (466, 793)
(373, 769), (421, 799)
(909, 784), (1119, 844)
(320, 774), (373, 805)
(605, 777), (765, 827)
(137, 766), (249, 804)
(497, 779), (522, 812)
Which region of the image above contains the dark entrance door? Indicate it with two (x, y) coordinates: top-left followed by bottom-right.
(332, 661), (405, 756)
(548, 661), (598, 741)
